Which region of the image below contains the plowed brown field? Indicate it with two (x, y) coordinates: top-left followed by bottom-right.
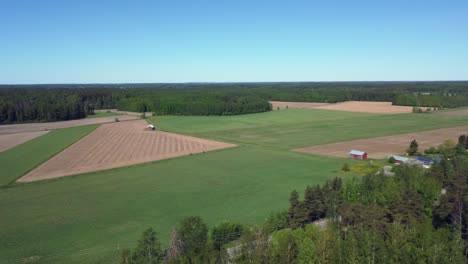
(270, 101), (330, 109)
(295, 126), (468, 159)
(18, 120), (236, 182)
(0, 115), (138, 135)
(270, 101), (426, 114)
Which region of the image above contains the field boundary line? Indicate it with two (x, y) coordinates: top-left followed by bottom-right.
(6, 124), (100, 187)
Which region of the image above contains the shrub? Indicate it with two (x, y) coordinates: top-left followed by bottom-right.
(211, 222), (244, 250)
(388, 156), (396, 164)
(342, 163), (350, 172)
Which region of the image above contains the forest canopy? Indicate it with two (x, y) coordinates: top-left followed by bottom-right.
(1, 81), (468, 124)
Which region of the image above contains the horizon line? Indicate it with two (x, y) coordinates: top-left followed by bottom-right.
(1, 80), (468, 86)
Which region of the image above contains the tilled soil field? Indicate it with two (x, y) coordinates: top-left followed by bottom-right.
(270, 101), (330, 109)
(0, 115), (138, 135)
(270, 101), (426, 114)
(18, 120), (236, 182)
(295, 126), (468, 159)
(94, 109), (153, 117)
(0, 131), (49, 152)
(311, 101), (424, 114)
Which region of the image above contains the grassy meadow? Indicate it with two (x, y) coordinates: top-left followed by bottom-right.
(1, 108), (468, 263)
(152, 108), (468, 149)
(0, 125), (98, 187)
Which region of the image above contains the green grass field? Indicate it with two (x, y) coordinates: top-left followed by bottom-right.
(0, 125), (98, 187)
(152, 109), (468, 149)
(1, 109), (468, 263)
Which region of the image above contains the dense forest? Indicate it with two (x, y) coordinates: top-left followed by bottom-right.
(121, 136), (468, 264)
(1, 81), (468, 124)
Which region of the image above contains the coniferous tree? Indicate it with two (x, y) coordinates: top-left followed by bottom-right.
(407, 139), (419, 156)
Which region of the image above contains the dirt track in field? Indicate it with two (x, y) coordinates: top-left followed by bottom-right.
(0, 115), (139, 135)
(295, 126), (468, 159)
(270, 101), (330, 109)
(0, 131), (49, 152)
(271, 101), (427, 114)
(18, 120), (236, 182)
(94, 109), (153, 117)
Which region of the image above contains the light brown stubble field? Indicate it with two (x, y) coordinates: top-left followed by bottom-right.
(270, 101), (428, 114)
(0, 131), (49, 152)
(295, 126), (468, 159)
(18, 120), (236, 182)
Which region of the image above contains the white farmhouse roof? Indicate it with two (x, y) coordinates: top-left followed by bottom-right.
(349, 150), (366, 156)
(146, 124), (155, 128)
(390, 155), (409, 162)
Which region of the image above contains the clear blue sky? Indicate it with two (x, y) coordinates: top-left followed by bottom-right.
(1, 0), (467, 83)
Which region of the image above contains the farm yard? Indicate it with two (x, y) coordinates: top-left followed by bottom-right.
(296, 125), (468, 159)
(270, 100), (426, 114)
(19, 120), (235, 182)
(1, 107), (468, 263)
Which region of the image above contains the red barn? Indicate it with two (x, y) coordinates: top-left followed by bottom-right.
(349, 150), (368, 160)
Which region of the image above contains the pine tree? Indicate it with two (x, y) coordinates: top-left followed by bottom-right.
(288, 190), (300, 228)
(407, 140), (419, 156)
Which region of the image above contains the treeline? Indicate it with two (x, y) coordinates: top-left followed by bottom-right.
(0, 88), (105, 124)
(123, 138), (468, 263)
(2, 81), (468, 124)
(120, 217), (245, 263)
(115, 90), (272, 116)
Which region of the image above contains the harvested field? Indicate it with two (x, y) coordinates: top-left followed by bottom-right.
(270, 101), (330, 109)
(312, 101), (431, 114)
(18, 120), (235, 182)
(0, 131), (49, 152)
(0, 115), (138, 135)
(295, 126), (468, 159)
(271, 101), (425, 114)
(94, 109), (153, 117)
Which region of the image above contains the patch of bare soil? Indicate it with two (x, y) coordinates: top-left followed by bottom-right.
(18, 120), (236, 182)
(94, 109), (153, 117)
(311, 101), (425, 114)
(295, 126), (468, 159)
(0, 131), (49, 152)
(270, 101), (330, 109)
(0, 115), (139, 135)
(271, 101), (427, 114)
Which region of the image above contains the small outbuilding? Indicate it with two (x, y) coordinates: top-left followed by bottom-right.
(389, 155), (409, 164)
(349, 150), (368, 160)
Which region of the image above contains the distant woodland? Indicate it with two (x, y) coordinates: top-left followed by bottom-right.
(1, 81), (468, 124)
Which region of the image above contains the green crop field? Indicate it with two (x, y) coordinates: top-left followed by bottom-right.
(153, 108), (468, 149)
(0, 125), (98, 187)
(1, 109), (468, 263)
